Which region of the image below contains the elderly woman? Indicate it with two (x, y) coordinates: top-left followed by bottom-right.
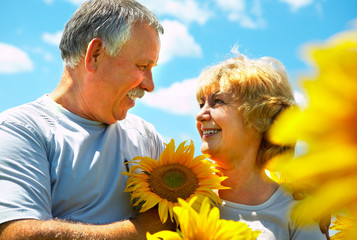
(195, 50), (327, 240)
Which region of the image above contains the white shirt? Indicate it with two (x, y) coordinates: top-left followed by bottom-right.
(0, 95), (164, 225)
(219, 185), (326, 240)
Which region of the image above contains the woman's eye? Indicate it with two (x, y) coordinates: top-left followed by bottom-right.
(199, 102), (205, 108)
(213, 99), (224, 105)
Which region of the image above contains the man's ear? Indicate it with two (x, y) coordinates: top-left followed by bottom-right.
(85, 38), (104, 72)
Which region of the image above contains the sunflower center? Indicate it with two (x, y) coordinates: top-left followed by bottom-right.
(162, 171), (186, 188)
(149, 163), (199, 203)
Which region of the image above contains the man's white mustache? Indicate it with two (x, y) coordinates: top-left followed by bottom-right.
(127, 88), (145, 99)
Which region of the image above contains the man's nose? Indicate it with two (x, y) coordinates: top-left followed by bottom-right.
(140, 71), (154, 92)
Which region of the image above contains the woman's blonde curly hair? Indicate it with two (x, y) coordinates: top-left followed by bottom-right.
(196, 49), (296, 167)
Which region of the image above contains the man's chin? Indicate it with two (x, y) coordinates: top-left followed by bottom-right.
(116, 114), (127, 121)
(114, 110), (129, 122)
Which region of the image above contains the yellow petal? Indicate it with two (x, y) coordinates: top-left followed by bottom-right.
(140, 193), (161, 212)
(292, 176), (357, 224)
(146, 231), (182, 240)
(158, 199), (169, 223)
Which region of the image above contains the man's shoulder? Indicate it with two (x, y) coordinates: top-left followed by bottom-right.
(1, 100), (37, 121)
(0, 96), (57, 130)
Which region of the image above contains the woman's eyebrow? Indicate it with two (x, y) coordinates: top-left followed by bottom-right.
(211, 91), (224, 98)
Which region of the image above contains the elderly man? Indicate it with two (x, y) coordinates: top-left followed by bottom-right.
(0, 0), (173, 239)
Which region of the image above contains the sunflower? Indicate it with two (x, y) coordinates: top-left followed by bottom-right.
(146, 196), (260, 240)
(330, 215), (357, 240)
(264, 169), (283, 184)
(267, 28), (357, 233)
(123, 139), (229, 223)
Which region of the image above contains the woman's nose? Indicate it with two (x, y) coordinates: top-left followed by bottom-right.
(196, 104), (211, 122)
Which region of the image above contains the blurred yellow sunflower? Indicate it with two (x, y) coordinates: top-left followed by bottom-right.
(264, 169), (284, 184)
(146, 196), (260, 240)
(267, 28), (357, 233)
(123, 139), (229, 223)
(330, 215), (357, 240)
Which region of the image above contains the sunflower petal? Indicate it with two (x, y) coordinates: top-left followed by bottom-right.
(123, 140), (227, 224)
(146, 231), (182, 240)
(158, 199), (170, 223)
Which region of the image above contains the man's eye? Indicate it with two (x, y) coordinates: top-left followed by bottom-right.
(199, 103), (204, 108)
(137, 65), (147, 71)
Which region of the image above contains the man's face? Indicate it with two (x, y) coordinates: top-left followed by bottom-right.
(85, 23), (160, 124)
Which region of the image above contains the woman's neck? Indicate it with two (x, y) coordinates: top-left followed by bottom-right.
(218, 164), (279, 205)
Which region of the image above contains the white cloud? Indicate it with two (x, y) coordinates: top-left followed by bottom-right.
(215, 0), (245, 12)
(280, 0), (314, 11)
(42, 31), (62, 46)
(138, 0), (212, 25)
(159, 20), (202, 64)
(142, 78), (199, 116)
(214, 0), (266, 29)
(0, 43), (34, 74)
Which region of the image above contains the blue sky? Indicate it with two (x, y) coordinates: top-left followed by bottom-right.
(1, 0), (356, 156)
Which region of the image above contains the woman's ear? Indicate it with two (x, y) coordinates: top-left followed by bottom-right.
(85, 38), (104, 72)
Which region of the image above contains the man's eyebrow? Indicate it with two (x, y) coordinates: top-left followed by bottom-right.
(138, 60), (158, 67)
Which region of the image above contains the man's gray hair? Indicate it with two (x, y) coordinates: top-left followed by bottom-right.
(59, 0), (164, 68)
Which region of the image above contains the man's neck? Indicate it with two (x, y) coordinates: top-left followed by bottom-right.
(49, 67), (87, 118)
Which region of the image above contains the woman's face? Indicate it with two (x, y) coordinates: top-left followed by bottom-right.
(196, 90), (262, 169)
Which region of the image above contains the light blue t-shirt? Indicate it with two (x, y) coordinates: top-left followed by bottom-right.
(219, 185), (326, 240)
(0, 95), (165, 225)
